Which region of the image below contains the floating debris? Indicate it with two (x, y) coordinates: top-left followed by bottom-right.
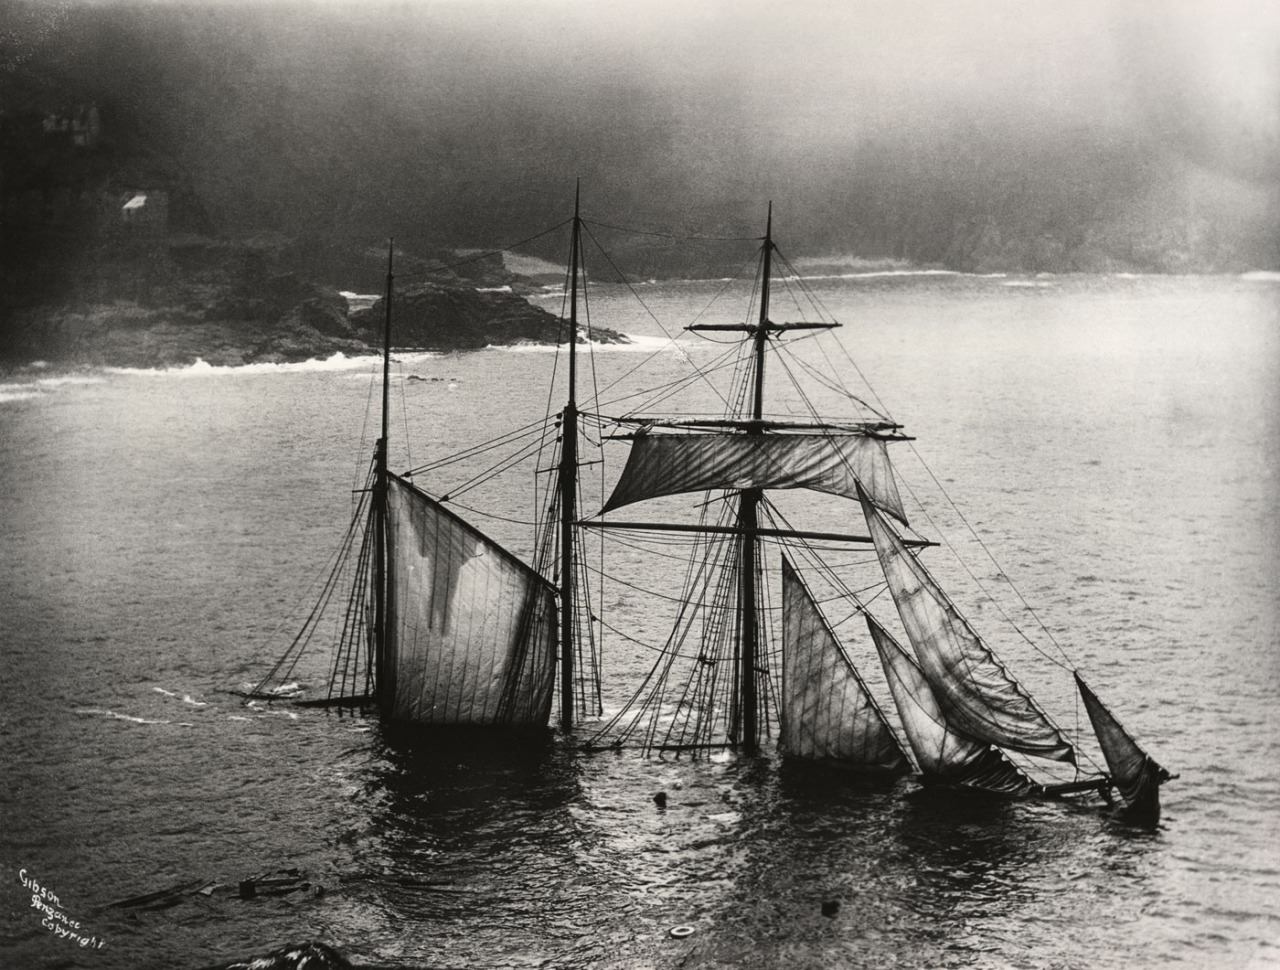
(197, 941), (352, 970)
(108, 869), (318, 909)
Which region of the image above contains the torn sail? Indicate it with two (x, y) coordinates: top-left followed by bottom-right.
(858, 484), (1075, 764)
(780, 556), (910, 772)
(868, 616), (1039, 795)
(383, 475), (557, 726)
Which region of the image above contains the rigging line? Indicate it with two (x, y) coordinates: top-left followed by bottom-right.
(407, 421), (548, 480)
(599, 346), (744, 417)
(396, 358), (412, 473)
(581, 562), (706, 605)
(580, 221), (732, 411)
(387, 219), (573, 287)
(684, 250), (771, 330)
(595, 615), (682, 656)
(355, 360), (379, 497)
(251, 489), (371, 697)
(898, 445), (1074, 670)
(582, 218), (762, 243)
(442, 497), (540, 529)
(592, 516), (737, 746)
(790, 353), (892, 421)
(593, 345), (746, 412)
(404, 416), (550, 476)
(431, 434), (547, 501)
(829, 327), (900, 427)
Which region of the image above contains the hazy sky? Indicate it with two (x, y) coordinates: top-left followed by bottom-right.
(365, 0), (1280, 180)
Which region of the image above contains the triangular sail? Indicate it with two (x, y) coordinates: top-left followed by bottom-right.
(1076, 673), (1170, 814)
(858, 484), (1076, 764)
(780, 556), (910, 772)
(868, 616), (1039, 795)
(602, 432), (907, 524)
(383, 474), (557, 726)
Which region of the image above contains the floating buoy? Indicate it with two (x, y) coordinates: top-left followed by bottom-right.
(653, 791), (668, 808)
(821, 900), (840, 917)
(669, 925), (695, 939)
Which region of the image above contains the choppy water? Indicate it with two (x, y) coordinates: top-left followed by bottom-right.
(1, 273), (1278, 969)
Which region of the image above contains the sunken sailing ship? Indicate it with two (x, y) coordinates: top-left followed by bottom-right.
(249, 196), (1173, 825)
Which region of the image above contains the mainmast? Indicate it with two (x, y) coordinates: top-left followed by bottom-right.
(373, 239), (393, 714)
(683, 205), (836, 755)
(558, 185), (582, 732)
(735, 203), (773, 754)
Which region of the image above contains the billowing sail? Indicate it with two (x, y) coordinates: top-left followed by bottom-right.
(1076, 673), (1170, 820)
(780, 557), (910, 772)
(868, 616), (1039, 795)
(383, 475), (557, 726)
(858, 484), (1076, 764)
(602, 432), (907, 524)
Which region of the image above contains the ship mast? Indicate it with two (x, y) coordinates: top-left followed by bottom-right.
(558, 184), (582, 732)
(735, 203), (772, 754)
(684, 205), (836, 754)
(373, 239), (393, 714)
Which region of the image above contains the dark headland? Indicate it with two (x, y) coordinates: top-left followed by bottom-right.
(0, 234), (627, 369)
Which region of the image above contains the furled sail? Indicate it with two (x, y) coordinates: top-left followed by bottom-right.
(602, 432), (907, 524)
(780, 556), (910, 772)
(383, 475), (557, 726)
(868, 616), (1040, 795)
(1075, 673), (1170, 817)
(857, 483), (1076, 764)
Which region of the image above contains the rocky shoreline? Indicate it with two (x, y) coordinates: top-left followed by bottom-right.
(0, 243), (627, 370)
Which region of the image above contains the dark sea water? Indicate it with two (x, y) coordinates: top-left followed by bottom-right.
(1, 273), (1277, 969)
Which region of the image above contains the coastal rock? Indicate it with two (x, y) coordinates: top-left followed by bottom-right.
(349, 282), (628, 350)
(0, 252), (624, 368)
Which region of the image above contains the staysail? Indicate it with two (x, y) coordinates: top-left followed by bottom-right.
(780, 556), (910, 771)
(602, 432), (907, 524)
(1075, 673), (1170, 818)
(868, 616), (1040, 795)
(857, 484), (1076, 764)
(383, 474), (557, 726)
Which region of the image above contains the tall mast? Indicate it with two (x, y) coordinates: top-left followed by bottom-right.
(373, 239), (393, 713)
(683, 205), (836, 754)
(737, 203), (772, 754)
(558, 184), (582, 731)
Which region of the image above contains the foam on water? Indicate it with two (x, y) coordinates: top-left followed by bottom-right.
(105, 352), (385, 377)
(501, 333), (676, 354)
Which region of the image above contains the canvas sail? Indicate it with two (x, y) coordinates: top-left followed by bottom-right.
(1075, 673), (1169, 810)
(383, 475), (557, 726)
(868, 616), (1039, 795)
(780, 557), (910, 771)
(858, 484), (1076, 764)
(602, 432), (907, 524)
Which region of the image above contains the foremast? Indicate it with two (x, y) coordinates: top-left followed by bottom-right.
(558, 185), (583, 732)
(373, 239), (394, 716)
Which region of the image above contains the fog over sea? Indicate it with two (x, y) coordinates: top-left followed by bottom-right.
(2, 272), (1277, 969)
